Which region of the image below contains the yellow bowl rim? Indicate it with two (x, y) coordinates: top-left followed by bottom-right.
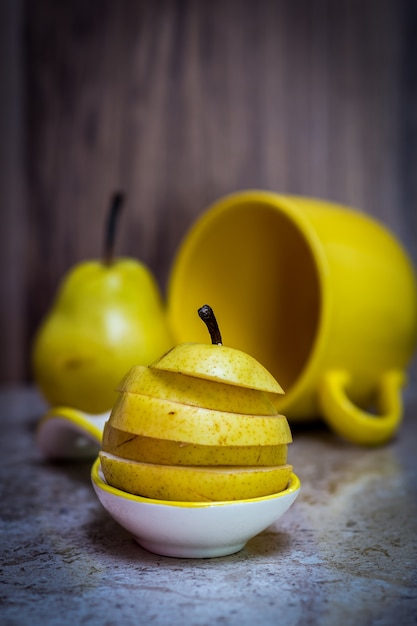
(91, 456), (300, 508)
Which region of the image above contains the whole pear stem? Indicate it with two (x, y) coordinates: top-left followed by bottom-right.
(198, 305), (223, 345)
(104, 191), (125, 265)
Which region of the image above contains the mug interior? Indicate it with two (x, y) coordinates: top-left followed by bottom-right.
(169, 199), (322, 393)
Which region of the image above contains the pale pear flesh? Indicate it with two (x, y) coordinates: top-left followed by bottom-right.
(102, 422), (288, 466)
(99, 451), (293, 502)
(150, 343), (284, 394)
(117, 365), (277, 415)
(108, 392), (292, 446)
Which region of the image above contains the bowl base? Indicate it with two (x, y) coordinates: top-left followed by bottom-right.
(135, 538), (246, 559)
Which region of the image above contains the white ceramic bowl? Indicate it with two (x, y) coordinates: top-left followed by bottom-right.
(91, 457), (300, 558)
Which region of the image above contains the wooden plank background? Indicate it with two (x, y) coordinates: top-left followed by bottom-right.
(1, 0), (416, 383)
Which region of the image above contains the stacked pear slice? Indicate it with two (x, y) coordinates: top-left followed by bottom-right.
(99, 306), (293, 502)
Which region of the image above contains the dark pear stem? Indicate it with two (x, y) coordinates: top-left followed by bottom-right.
(198, 305), (223, 345)
(104, 191), (125, 265)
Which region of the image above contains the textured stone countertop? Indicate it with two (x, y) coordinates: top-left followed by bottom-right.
(1, 386), (416, 625)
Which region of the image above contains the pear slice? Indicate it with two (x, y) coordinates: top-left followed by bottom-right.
(99, 451), (293, 501)
(117, 365), (277, 415)
(102, 423), (288, 466)
(108, 392), (292, 446)
(151, 343), (284, 394)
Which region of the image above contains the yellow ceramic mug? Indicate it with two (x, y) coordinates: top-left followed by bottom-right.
(167, 191), (417, 445)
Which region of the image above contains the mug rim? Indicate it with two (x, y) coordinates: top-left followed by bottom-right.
(167, 189), (332, 412)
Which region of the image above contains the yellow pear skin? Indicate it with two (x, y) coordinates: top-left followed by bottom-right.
(99, 304), (293, 501)
(117, 365), (277, 415)
(108, 391), (293, 446)
(150, 343), (284, 394)
(102, 423), (288, 466)
(99, 451), (293, 501)
(32, 259), (174, 414)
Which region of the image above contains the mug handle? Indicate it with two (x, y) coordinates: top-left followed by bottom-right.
(318, 370), (406, 445)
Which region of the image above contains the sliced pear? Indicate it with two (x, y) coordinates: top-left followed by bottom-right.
(102, 422), (288, 466)
(151, 343), (284, 394)
(99, 451), (293, 501)
(117, 365), (277, 415)
(108, 392), (292, 446)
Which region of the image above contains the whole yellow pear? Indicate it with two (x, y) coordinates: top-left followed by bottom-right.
(32, 193), (174, 413)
